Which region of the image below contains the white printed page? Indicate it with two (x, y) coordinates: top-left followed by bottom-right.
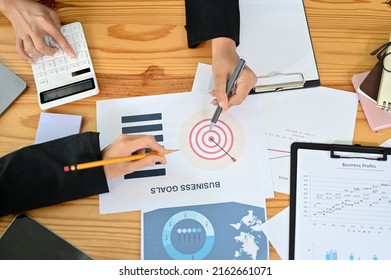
(97, 92), (272, 213)
(294, 149), (391, 260)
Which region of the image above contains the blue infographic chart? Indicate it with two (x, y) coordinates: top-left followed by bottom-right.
(143, 202), (268, 260)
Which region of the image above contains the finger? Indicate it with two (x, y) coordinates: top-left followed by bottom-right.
(30, 33), (57, 57)
(45, 10), (76, 57)
(48, 9), (62, 29)
(227, 91), (247, 107)
(22, 35), (45, 58)
(45, 26), (76, 57)
(51, 31), (75, 57)
(15, 39), (34, 63)
(212, 70), (230, 110)
(127, 154), (167, 172)
(123, 135), (166, 155)
(208, 89), (216, 97)
(228, 67), (257, 107)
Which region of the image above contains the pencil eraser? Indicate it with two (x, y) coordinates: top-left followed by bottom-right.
(64, 166), (70, 172)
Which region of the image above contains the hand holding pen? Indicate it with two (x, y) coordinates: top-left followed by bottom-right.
(210, 58), (246, 130)
(209, 39), (257, 130)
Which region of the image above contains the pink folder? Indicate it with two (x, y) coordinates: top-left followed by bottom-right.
(352, 72), (391, 131)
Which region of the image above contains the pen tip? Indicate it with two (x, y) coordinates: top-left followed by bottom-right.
(209, 123), (215, 131)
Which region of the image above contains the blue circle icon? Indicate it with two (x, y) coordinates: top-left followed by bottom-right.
(162, 211), (215, 259)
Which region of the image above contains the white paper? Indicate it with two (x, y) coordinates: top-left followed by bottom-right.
(97, 92), (273, 214)
(381, 139), (391, 147)
(259, 87), (358, 193)
(259, 207), (290, 260)
(294, 149), (391, 260)
(34, 112), (82, 144)
(191, 64), (358, 194)
(238, 0), (319, 86)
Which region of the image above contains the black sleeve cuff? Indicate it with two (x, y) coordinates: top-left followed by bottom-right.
(0, 132), (109, 217)
(185, 0), (240, 48)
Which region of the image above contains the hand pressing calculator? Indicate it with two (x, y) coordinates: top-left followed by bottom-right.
(31, 22), (99, 109)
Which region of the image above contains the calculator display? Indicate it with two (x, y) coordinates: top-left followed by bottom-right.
(40, 78), (95, 103)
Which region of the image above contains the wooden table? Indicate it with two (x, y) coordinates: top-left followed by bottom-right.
(1, 0), (391, 260)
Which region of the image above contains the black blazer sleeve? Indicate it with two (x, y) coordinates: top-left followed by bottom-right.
(185, 0), (240, 48)
(0, 132), (109, 217)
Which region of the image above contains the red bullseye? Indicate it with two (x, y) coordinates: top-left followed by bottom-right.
(189, 119), (234, 160)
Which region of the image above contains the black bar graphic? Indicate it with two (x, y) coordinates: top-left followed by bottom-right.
(154, 134), (163, 142)
(122, 124), (162, 134)
(124, 168), (166, 179)
(121, 113), (162, 123)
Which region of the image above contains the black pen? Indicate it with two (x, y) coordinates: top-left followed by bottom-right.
(209, 58), (246, 130)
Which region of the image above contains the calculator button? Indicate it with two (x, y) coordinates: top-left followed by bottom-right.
(42, 55), (52, 61)
(36, 72), (46, 79)
(60, 26), (71, 36)
(53, 48), (64, 57)
(65, 35), (74, 44)
(32, 63), (44, 72)
(69, 63), (79, 71)
(38, 79), (48, 85)
(74, 42), (86, 52)
(54, 57), (66, 67)
(72, 33), (84, 43)
(66, 56), (77, 64)
(70, 23), (81, 33)
(78, 60), (90, 68)
(47, 69), (57, 76)
(58, 66), (68, 73)
(77, 51), (88, 60)
(44, 61), (55, 70)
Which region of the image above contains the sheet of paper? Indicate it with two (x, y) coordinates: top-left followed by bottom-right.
(34, 112), (82, 144)
(259, 207), (289, 260)
(259, 87), (358, 193)
(293, 148), (391, 260)
(142, 201), (268, 260)
(191, 64), (358, 194)
(381, 138), (391, 147)
(238, 0), (319, 87)
(97, 92), (273, 214)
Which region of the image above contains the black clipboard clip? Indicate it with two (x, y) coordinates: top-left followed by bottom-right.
(330, 144), (388, 161)
(253, 72), (305, 93)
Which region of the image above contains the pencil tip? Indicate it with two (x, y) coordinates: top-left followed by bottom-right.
(166, 149), (180, 154)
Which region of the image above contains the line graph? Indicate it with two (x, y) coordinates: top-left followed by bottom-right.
(302, 174), (391, 233)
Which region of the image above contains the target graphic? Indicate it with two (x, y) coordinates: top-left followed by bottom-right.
(180, 109), (245, 170)
(189, 119), (235, 161)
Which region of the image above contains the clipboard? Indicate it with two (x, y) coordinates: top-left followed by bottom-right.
(289, 142), (391, 260)
(237, 0), (320, 93)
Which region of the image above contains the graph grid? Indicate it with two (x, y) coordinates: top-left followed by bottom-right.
(302, 174), (391, 233)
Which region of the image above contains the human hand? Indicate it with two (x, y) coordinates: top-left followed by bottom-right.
(0, 0), (75, 63)
(210, 37), (257, 112)
(101, 135), (167, 179)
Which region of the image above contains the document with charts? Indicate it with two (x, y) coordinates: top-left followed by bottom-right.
(290, 143), (391, 260)
(258, 87), (358, 194)
(191, 64), (358, 194)
(142, 201), (268, 260)
(96, 92), (273, 214)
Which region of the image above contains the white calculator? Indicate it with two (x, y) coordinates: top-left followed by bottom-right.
(31, 22), (99, 109)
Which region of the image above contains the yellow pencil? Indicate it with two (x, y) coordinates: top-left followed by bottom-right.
(63, 149), (179, 172)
